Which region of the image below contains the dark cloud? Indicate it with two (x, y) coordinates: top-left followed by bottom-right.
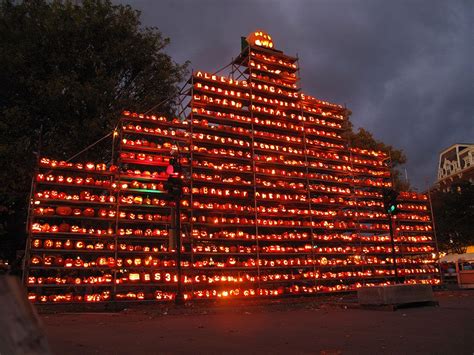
(119, 0), (473, 190)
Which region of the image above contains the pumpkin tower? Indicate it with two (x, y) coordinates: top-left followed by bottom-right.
(24, 30), (439, 304)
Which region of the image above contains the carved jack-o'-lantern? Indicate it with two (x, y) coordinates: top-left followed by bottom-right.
(246, 30), (273, 48)
(43, 207), (55, 216)
(74, 258), (83, 267)
(31, 256), (42, 265)
(56, 206), (72, 216)
(97, 257), (108, 266)
(36, 223), (48, 233)
(58, 223), (70, 233)
(83, 208), (95, 217)
(28, 276), (36, 284)
(64, 239), (73, 249)
(43, 256), (54, 266)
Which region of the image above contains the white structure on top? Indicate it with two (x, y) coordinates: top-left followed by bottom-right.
(437, 143), (474, 189)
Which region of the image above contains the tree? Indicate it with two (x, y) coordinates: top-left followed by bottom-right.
(431, 182), (474, 254)
(342, 120), (410, 191)
(0, 0), (188, 260)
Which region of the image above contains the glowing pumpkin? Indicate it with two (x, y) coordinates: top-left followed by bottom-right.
(64, 240), (73, 249)
(44, 256), (54, 266)
(44, 207), (55, 216)
(58, 223), (70, 233)
(246, 30), (273, 48)
(56, 206), (72, 216)
(31, 256), (42, 265)
(83, 208), (95, 217)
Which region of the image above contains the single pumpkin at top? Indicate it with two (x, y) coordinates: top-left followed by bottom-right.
(246, 30), (274, 49)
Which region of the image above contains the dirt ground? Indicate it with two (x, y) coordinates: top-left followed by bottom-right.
(41, 290), (474, 355)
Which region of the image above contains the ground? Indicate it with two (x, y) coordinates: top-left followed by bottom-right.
(41, 291), (474, 355)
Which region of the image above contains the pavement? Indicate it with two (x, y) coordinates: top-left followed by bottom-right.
(41, 290), (474, 355)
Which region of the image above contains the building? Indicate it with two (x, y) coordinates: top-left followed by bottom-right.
(436, 143), (474, 191)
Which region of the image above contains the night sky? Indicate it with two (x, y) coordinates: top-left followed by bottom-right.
(118, 0), (473, 190)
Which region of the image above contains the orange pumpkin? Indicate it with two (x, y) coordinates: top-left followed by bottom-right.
(247, 30), (274, 49)
(43, 256), (54, 266)
(58, 223), (70, 232)
(31, 256), (42, 265)
(44, 207), (55, 215)
(56, 206), (72, 216)
(83, 208), (95, 217)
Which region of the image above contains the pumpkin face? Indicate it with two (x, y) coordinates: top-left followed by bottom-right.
(74, 258), (83, 267)
(31, 256), (42, 265)
(80, 191), (91, 200)
(56, 206), (72, 216)
(83, 208), (95, 217)
(44, 207), (55, 216)
(247, 30), (274, 49)
(97, 257), (107, 266)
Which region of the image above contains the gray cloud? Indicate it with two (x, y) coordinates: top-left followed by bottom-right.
(119, 0), (474, 189)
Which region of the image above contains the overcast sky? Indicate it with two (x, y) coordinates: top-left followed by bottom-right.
(118, 0), (473, 190)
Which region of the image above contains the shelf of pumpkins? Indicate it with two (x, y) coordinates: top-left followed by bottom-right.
(113, 113), (191, 302)
(24, 32), (439, 304)
(183, 40), (438, 301)
(25, 114), (191, 304)
(391, 192), (438, 281)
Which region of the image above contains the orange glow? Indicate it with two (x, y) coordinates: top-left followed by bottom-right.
(247, 30), (274, 49)
(27, 31), (439, 304)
